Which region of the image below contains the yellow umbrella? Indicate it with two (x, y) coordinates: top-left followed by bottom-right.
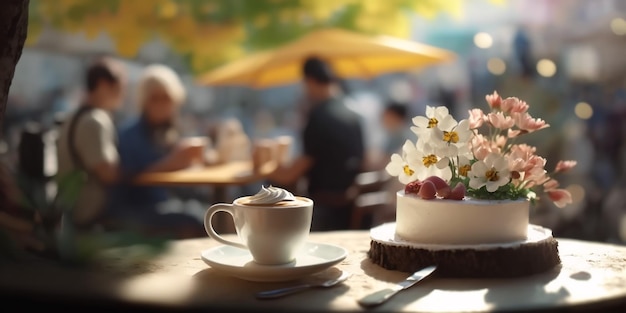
(198, 28), (456, 88)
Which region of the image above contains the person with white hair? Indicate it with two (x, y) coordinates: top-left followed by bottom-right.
(105, 64), (204, 239)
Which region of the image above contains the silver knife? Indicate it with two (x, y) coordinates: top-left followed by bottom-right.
(358, 265), (437, 308)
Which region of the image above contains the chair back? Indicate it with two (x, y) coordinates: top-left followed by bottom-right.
(349, 169), (394, 229)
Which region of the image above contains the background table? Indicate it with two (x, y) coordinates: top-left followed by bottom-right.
(134, 160), (276, 187)
(134, 160), (277, 233)
(1, 230), (625, 312)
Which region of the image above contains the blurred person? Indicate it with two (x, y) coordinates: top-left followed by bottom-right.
(106, 64), (205, 239)
(268, 56), (365, 231)
(56, 57), (126, 229)
(513, 26), (534, 79)
(381, 101), (413, 158)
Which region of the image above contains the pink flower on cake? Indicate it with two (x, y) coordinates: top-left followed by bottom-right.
(468, 108), (486, 129)
(547, 189), (572, 208)
(485, 91), (502, 110)
(501, 97), (528, 113)
(508, 144), (536, 163)
(385, 90), (577, 208)
(487, 112), (515, 129)
(543, 179), (559, 191)
(510, 99), (529, 113)
(519, 166), (549, 189)
(507, 128), (522, 138)
(513, 112), (549, 133)
(554, 160), (577, 173)
(471, 134), (499, 161)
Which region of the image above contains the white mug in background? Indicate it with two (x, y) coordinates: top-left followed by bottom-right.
(204, 196), (313, 265)
(181, 136), (209, 166)
(275, 135), (293, 166)
(252, 139), (277, 173)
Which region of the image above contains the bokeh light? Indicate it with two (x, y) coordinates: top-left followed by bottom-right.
(536, 59), (557, 77)
(574, 102), (593, 119)
(487, 58), (506, 75)
(610, 17), (626, 36)
(473, 32), (493, 49)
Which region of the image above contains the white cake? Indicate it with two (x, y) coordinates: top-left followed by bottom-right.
(395, 191), (529, 245)
(368, 95), (568, 277)
(367, 191), (561, 278)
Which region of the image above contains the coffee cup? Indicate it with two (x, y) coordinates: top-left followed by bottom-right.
(204, 193), (313, 265)
(182, 136), (209, 165)
(275, 135), (293, 166)
(252, 139), (277, 173)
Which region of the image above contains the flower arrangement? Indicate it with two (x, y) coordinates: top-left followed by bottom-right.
(385, 91), (577, 208)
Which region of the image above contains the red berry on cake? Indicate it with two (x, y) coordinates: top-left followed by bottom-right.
(423, 176), (447, 189)
(418, 181), (437, 199)
(437, 186), (451, 198)
(424, 176), (451, 198)
(446, 182), (466, 200)
(404, 180), (422, 195)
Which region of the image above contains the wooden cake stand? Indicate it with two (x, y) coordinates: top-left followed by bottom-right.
(368, 223), (561, 278)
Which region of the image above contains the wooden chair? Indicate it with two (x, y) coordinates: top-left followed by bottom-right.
(349, 170), (394, 229)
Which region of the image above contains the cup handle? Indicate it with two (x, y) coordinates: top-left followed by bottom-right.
(204, 203), (247, 249)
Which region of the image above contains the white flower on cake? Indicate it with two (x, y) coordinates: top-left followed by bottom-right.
(467, 152), (510, 192)
(386, 91), (577, 208)
(385, 141), (421, 184)
(414, 139), (451, 181)
(431, 118), (472, 158)
(411, 106), (451, 137)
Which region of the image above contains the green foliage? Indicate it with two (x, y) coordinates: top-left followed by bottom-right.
(467, 183), (530, 201)
(26, 0), (473, 74)
(53, 170), (86, 214)
(2, 168), (170, 266)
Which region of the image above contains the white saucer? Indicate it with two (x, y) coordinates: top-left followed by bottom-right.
(200, 242), (348, 282)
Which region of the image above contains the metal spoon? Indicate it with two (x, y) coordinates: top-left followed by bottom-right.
(256, 271), (352, 299)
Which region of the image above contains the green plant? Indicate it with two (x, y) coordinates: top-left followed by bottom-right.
(1, 164), (169, 265)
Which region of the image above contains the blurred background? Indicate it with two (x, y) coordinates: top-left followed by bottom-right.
(2, 0), (626, 244)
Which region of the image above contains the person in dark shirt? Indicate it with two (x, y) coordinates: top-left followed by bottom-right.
(268, 56), (365, 231)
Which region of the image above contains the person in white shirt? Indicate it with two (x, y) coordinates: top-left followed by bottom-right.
(56, 57), (126, 229)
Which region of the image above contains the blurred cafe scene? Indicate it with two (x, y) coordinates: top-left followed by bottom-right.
(1, 0), (626, 312)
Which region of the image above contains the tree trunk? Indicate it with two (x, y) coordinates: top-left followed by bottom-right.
(0, 0), (29, 129)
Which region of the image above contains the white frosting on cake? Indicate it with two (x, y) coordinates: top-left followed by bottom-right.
(372, 222), (551, 251)
(395, 191), (529, 245)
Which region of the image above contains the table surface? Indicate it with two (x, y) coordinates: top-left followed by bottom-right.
(1, 230), (625, 313)
(133, 160), (276, 187)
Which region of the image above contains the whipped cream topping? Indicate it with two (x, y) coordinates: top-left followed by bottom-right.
(248, 185), (296, 204)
